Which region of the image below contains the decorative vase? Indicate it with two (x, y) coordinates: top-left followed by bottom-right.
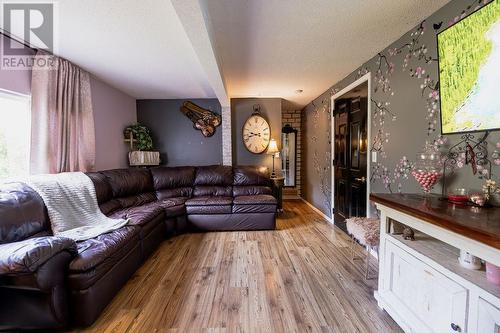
(412, 142), (443, 194)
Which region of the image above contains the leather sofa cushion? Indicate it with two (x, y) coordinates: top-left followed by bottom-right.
(86, 172), (113, 204)
(0, 250), (74, 292)
(0, 182), (49, 244)
(233, 166), (271, 186)
(193, 186), (232, 197)
(185, 196), (232, 215)
(108, 204), (164, 227)
(69, 226), (139, 273)
(185, 196), (232, 206)
(194, 165), (233, 186)
(155, 187), (192, 200)
(115, 192), (156, 209)
(232, 204), (276, 214)
(140, 198), (187, 218)
(151, 167), (195, 200)
(233, 195), (277, 205)
(232, 195), (276, 214)
(100, 169), (153, 198)
(99, 199), (121, 215)
(68, 227), (140, 290)
(233, 186), (273, 197)
(187, 205), (232, 215)
(109, 204), (165, 237)
(164, 204), (186, 218)
(127, 198), (187, 218)
(151, 167), (195, 190)
(0, 236), (76, 274)
(188, 212), (275, 231)
(160, 197), (187, 206)
(27, 230), (52, 239)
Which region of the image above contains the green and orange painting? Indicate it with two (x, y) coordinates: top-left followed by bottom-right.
(438, 0), (500, 134)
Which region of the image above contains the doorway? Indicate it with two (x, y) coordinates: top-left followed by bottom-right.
(330, 74), (371, 233)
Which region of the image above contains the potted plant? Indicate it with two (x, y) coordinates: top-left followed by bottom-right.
(124, 124), (154, 151)
(124, 124), (159, 166)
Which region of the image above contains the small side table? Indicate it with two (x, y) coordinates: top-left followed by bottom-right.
(271, 177), (284, 213)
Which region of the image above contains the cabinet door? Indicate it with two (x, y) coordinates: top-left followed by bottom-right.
(477, 298), (500, 333)
(383, 240), (468, 332)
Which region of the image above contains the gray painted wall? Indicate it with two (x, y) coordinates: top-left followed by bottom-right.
(231, 98), (282, 171)
(303, 0), (500, 217)
(137, 99), (223, 166)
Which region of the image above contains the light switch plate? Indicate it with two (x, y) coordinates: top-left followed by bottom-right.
(371, 151), (378, 163)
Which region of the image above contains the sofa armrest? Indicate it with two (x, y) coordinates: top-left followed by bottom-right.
(0, 236), (77, 275)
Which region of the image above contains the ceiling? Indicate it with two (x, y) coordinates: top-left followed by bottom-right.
(4, 0), (451, 107)
(204, 0), (451, 108)
(56, 0), (215, 99)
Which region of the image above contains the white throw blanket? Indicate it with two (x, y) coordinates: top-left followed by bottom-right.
(26, 172), (129, 241)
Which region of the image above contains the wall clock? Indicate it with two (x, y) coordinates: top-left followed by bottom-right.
(243, 105), (271, 154)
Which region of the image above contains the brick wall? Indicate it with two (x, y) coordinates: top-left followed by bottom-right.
(281, 109), (302, 197)
(221, 106), (232, 165)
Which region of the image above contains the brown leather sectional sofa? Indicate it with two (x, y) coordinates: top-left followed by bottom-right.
(0, 165), (276, 330)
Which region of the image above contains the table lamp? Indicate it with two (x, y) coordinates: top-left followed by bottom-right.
(267, 139), (279, 178)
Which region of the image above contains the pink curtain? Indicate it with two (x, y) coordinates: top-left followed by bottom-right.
(30, 51), (95, 174)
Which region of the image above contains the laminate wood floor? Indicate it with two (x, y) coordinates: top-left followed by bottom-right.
(74, 200), (402, 333)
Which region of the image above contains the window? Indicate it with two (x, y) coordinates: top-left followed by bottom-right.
(0, 90), (31, 180)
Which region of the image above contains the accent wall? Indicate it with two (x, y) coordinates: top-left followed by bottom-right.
(302, 0), (500, 217)
(231, 98), (282, 171)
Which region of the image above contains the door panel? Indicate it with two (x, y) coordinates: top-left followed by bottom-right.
(333, 95), (368, 232)
(350, 121), (361, 170)
(349, 97), (367, 218)
(383, 240), (468, 333)
(334, 104), (349, 230)
(477, 298), (500, 333)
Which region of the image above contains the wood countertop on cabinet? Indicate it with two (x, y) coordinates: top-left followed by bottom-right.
(370, 193), (500, 250)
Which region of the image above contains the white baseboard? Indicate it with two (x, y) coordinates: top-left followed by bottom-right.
(300, 198), (333, 224)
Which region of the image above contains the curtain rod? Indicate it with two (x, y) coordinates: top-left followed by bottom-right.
(0, 28), (38, 52)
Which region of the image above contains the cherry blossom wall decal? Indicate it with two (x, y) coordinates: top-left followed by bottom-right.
(304, 0), (498, 214)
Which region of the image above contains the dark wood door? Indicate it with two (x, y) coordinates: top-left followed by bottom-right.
(333, 97), (368, 233)
(334, 101), (349, 231)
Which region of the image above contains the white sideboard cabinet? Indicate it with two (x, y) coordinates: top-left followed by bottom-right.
(371, 193), (500, 333)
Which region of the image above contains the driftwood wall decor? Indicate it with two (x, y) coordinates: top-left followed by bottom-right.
(180, 101), (221, 137)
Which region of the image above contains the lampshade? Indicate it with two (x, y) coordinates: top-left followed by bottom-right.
(267, 139), (279, 154)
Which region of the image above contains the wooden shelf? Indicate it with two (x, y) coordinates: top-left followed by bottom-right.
(388, 231), (500, 299)
(371, 193), (500, 249)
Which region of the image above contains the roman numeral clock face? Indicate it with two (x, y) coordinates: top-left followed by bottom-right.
(243, 115), (270, 154)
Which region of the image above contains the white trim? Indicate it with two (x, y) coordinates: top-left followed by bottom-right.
(0, 88), (30, 100)
(330, 72), (372, 226)
(301, 198), (333, 224)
